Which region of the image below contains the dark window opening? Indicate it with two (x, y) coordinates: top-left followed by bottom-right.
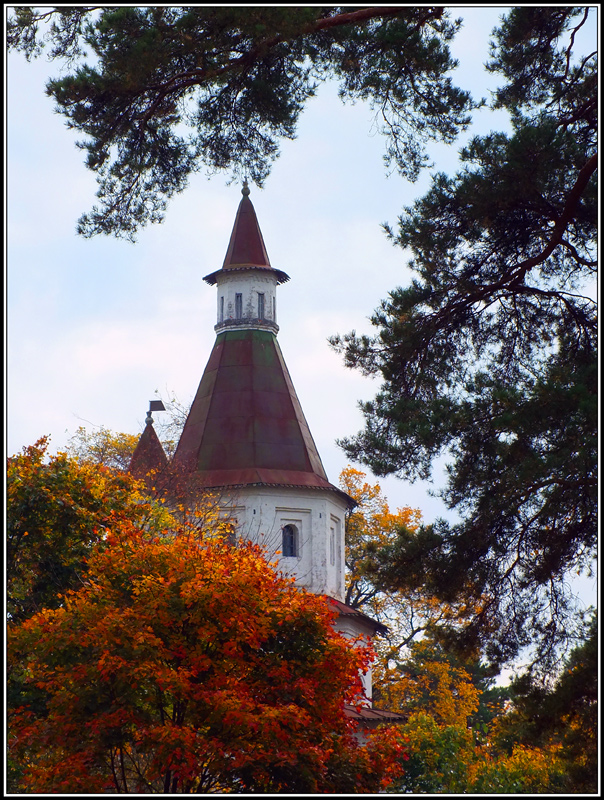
(282, 524), (298, 557)
(235, 293), (243, 319)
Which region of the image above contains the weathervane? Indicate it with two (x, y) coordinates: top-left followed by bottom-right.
(145, 399), (165, 426)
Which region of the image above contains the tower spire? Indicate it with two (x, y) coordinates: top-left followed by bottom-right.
(173, 191), (352, 506)
(203, 189), (289, 286)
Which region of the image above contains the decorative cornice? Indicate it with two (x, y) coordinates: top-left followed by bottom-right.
(204, 265), (290, 286)
(214, 318), (279, 334)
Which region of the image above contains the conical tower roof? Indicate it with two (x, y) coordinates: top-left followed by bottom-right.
(172, 328), (346, 495)
(173, 189), (352, 506)
(203, 184), (289, 286)
(129, 417), (168, 479)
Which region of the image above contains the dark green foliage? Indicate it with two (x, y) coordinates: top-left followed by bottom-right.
(494, 614), (598, 794)
(330, 7), (597, 672)
(8, 6), (474, 239)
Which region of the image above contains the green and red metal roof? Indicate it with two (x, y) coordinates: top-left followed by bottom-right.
(172, 328), (350, 502)
(133, 188), (352, 505)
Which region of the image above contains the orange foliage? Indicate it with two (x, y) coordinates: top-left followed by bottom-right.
(339, 467), (478, 668)
(8, 521), (406, 793)
(340, 465), (421, 609)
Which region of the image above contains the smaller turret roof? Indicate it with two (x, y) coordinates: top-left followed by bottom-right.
(128, 416), (168, 479)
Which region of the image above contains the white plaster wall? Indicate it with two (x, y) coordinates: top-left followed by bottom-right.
(215, 485), (348, 601)
(212, 484), (377, 702)
(215, 271), (278, 326)
(333, 617), (374, 703)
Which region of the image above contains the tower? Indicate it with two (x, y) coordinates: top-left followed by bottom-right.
(171, 183), (353, 601)
(131, 185), (402, 714)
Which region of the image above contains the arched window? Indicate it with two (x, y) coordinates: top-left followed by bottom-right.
(282, 524), (298, 558)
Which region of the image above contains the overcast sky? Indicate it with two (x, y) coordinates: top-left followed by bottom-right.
(5, 4), (597, 553)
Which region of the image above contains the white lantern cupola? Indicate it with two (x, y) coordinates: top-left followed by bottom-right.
(202, 181), (289, 333)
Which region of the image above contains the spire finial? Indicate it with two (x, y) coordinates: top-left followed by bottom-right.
(242, 178), (250, 197)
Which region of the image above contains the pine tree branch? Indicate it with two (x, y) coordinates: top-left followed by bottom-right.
(137, 7), (427, 132)
(419, 153), (598, 332)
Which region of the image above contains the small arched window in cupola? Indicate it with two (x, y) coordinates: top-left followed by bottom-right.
(282, 524), (299, 558)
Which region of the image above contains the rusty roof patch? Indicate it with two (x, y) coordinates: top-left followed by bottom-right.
(222, 194), (271, 269)
(326, 595), (389, 635)
(343, 705), (406, 722)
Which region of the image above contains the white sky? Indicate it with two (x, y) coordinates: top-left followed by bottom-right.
(5, 1), (597, 573)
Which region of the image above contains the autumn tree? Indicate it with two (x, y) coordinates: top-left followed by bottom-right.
(393, 714), (568, 795)
(65, 425), (140, 470)
(340, 466), (483, 673)
(490, 613), (598, 794)
(337, 467), (590, 792)
(380, 638), (568, 794)
(8, 525), (406, 793)
(6, 436), (171, 623)
(340, 465), (421, 613)
(7, 6), (474, 239)
(331, 6), (597, 675)
(7, 437), (173, 790)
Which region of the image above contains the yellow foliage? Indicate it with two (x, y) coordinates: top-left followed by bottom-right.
(64, 426), (140, 471)
(339, 466), (421, 609)
(378, 640), (480, 727)
(468, 742), (567, 793)
(338, 466), (481, 672)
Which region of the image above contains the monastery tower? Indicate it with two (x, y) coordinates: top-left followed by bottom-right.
(171, 182), (352, 601)
(131, 186), (397, 712)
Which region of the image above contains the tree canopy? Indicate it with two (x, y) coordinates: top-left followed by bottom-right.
(339, 466), (481, 665)
(65, 425), (141, 470)
(330, 6), (597, 674)
(6, 437), (169, 623)
(491, 612), (598, 794)
(8, 5), (474, 239)
(8, 517), (405, 793)
(377, 634), (595, 794)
